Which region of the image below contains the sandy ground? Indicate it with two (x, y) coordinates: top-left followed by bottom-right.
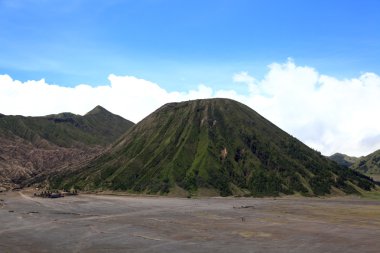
(0, 191), (380, 253)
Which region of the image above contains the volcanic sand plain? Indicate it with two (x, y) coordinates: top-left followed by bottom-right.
(0, 190), (380, 253)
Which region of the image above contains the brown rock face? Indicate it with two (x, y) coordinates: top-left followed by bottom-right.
(0, 132), (102, 189)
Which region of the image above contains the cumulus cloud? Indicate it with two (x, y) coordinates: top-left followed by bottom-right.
(1, 59), (380, 156)
(230, 60), (380, 157)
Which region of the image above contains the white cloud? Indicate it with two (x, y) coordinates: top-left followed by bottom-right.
(233, 71), (255, 84)
(230, 60), (380, 157)
(0, 74), (213, 123)
(1, 59), (380, 157)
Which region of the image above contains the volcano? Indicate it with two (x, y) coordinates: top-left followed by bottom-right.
(51, 98), (376, 196)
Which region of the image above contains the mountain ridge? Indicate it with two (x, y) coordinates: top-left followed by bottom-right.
(85, 105), (110, 116)
(351, 150), (380, 175)
(0, 106), (134, 189)
(329, 152), (380, 182)
(329, 153), (359, 168)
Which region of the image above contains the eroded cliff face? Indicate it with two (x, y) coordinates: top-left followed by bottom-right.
(0, 132), (102, 189)
(0, 106), (134, 190)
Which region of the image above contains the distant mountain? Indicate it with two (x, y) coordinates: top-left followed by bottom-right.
(328, 152), (380, 182)
(351, 150), (380, 175)
(329, 153), (359, 168)
(51, 98), (376, 196)
(0, 106), (134, 189)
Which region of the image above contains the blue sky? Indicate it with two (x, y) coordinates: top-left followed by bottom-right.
(2, 0), (380, 156)
(1, 0), (380, 90)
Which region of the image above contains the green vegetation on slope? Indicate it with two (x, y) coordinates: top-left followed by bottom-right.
(329, 151), (380, 182)
(0, 106), (134, 148)
(51, 99), (377, 196)
(351, 150), (380, 175)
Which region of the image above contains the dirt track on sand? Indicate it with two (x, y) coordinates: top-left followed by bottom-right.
(0, 191), (379, 253)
